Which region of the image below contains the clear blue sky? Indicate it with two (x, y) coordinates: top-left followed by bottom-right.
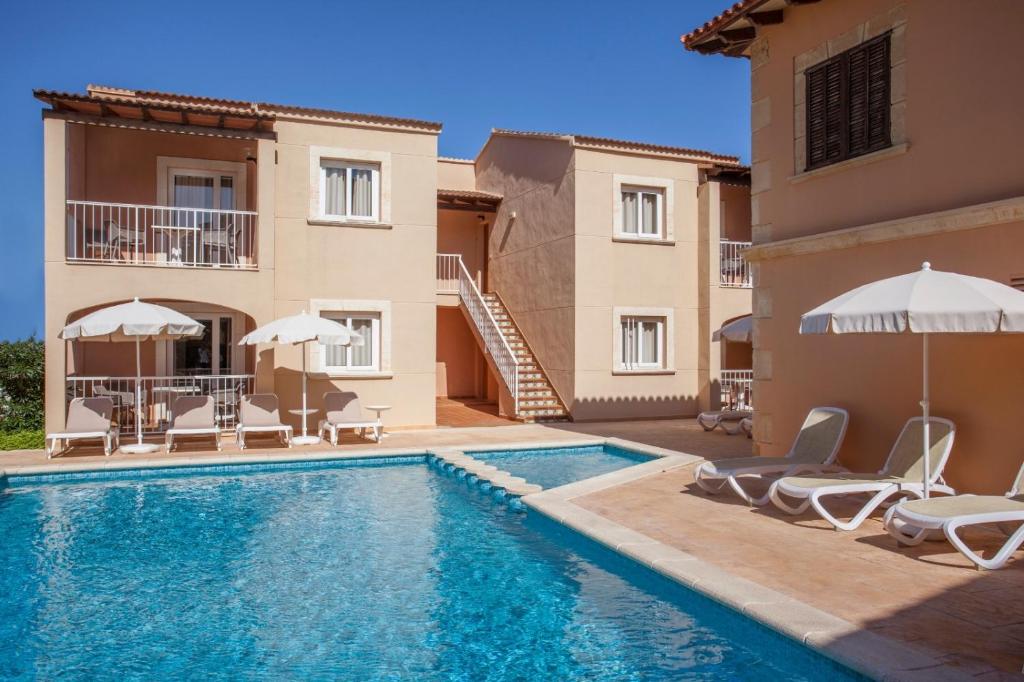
(0, 0), (747, 341)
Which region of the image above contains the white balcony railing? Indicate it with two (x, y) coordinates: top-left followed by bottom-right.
(436, 253), (461, 293)
(719, 369), (753, 410)
(443, 255), (519, 414)
(720, 240), (752, 288)
(66, 201), (258, 269)
(66, 374), (255, 433)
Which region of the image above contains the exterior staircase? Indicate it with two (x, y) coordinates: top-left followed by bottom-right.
(480, 293), (570, 423)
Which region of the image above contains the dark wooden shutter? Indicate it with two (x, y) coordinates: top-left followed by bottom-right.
(805, 33), (891, 170)
(847, 35), (891, 156)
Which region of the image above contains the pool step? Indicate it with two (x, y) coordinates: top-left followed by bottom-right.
(429, 450), (542, 498)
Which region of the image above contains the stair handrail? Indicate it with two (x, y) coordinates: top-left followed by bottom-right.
(455, 256), (519, 414)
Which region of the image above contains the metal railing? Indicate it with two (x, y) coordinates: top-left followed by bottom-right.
(66, 374), (256, 433)
(66, 200), (258, 269)
(719, 369), (753, 410)
(720, 240), (752, 288)
(453, 256), (519, 414)
(436, 253), (461, 293)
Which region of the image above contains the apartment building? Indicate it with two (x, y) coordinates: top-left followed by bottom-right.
(40, 85), (750, 435)
(684, 0), (1024, 493)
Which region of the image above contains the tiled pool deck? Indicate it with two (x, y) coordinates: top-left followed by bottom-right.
(4, 419), (1021, 678)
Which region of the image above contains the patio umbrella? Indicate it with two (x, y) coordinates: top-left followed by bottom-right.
(800, 261), (1024, 497)
(60, 298), (204, 454)
(713, 315), (753, 343)
(238, 312), (362, 445)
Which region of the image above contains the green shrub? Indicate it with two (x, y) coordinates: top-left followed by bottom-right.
(0, 429), (45, 450)
(0, 337), (44, 433)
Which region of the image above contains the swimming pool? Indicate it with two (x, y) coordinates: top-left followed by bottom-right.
(0, 458), (860, 680)
(471, 444), (653, 489)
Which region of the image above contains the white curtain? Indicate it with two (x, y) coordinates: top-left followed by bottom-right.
(640, 320), (658, 364)
(350, 318), (373, 366)
(324, 166), (346, 216)
(621, 319), (635, 366)
(641, 194), (658, 234)
(173, 176), (215, 209)
(622, 192), (638, 233)
(351, 169), (373, 218)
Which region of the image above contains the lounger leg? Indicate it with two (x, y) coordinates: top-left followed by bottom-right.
(373, 425), (381, 442)
(882, 506), (930, 547)
(215, 432), (222, 452)
(945, 520), (1024, 571)
(809, 485), (901, 532)
(694, 466), (729, 496)
(768, 481), (812, 515)
(165, 434), (173, 453)
(46, 437), (56, 459)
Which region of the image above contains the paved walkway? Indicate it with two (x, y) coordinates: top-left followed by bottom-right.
(5, 418), (1021, 675)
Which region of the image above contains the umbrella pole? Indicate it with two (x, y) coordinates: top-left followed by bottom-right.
(301, 341), (308, 438)
(921, 333), (931, 499)
(135, 335), (143, 446)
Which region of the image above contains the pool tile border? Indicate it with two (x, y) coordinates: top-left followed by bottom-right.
(519, 443), (970, 682)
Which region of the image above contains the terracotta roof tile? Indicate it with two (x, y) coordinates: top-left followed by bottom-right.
(490, 128), (741, 165)
(437, 188), (502, 201)
(682, 0), (769, 47)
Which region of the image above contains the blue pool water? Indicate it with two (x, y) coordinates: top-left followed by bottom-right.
(0, 459), (861, 680)
(473, 444), (652, 489)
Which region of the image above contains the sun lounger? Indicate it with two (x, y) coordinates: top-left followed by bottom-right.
(768, 416), (956, 531)
(46, 397), (119, 458)
(884, 462), (1024, 570)
(697, 409), (750, 434)
(318, 391), (382, 445)
(695, 407), (849, 505)
(165, 395), (221, 452)
(235, 394), (293, 449)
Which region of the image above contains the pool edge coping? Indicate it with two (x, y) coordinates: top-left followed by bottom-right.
(519, 442), (971, 682)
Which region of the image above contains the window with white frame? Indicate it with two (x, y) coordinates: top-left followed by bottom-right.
(321, 313), (380, 371)
(620, 316), (664, 370)
(319, 160), (380, 222)
(620, 187), (663, 238)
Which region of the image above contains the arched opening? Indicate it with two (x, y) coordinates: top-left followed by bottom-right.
(63, 299), (257, 433)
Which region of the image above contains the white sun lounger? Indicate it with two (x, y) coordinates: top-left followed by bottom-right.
(318, 391), (382, 445)
(165, 395), (221, 452)
(235, 394), (293, 450)
(46, 397), (119, 458)
(697, 409), (751, 435)
(884, 462), (1024, 570)
(695, 407), (849, 506)
(768, 416), (956, 531)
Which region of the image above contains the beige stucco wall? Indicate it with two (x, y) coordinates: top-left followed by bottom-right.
(437, 208), (487, 289)
(44, 112), (439, 433)
(435, 306), (488, 398)
(437, 158), (476, 191)
(476, 135), (577, 405)
(743, 0), (1024, 493)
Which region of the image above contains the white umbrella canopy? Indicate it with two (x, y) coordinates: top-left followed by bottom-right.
(800, 262), (1024, 497)
(238, 312), (362, 445)
(60, 298), (205, 342)
(60, 298), (204, 454)
(713, 315), (753, 343)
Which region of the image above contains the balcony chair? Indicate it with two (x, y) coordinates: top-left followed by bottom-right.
(318, 391), (382, 445)
(695, 407), (848, 506)
(768, 417), (956, 531)
(201, 219), (241, 266)
(46, 397), (120, 458)
(236, 394), (293, 449)
(165, 395), (221, 452)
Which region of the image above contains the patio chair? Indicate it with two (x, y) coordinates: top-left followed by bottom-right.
(883, 462), (1024, 570)
(318, 391), (382, 445)
(235, 394), (293, 449)
(165, 395), (221, 452)
(695, 407), (848, 506)
(46, 397), (119, 458)
(768, 416), (956, 531)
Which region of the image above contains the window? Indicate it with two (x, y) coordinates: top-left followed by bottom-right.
(620, 316), (664, 370)
(319, 161), (380, 222)
(321, 313), (380, 371)
(620, 187), (663, 238)
(806, 33), (891, 170)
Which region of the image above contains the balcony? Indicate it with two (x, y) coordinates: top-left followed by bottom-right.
(66, 201), (257, 269)
(720, 240), (752, 288)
